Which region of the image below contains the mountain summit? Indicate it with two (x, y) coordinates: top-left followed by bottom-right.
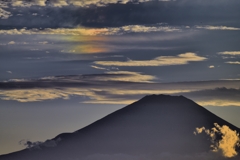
(1, 95), (240, 160)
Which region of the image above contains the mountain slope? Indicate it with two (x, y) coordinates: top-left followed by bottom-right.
(1, 95), (240, 160)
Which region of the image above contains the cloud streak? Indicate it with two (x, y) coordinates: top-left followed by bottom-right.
(1, 73), (240, 106)
(94, 52), (207, 66)
(0, 25), (181, 36)
(218, 51), (240, 55)
(225, 61), (240, 65)
(3, 0), (155, 8)
(195, 26), (240, 31)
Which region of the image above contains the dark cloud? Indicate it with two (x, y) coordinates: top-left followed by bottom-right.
(1, 0), (240, 29)
(19, 138), (61, 150)
(180, 87), (240, 107)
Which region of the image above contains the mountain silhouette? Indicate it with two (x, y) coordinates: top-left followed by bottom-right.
(1, 95), (240, 160)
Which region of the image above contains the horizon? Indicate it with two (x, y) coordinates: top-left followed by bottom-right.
(0, 0), (240, 156)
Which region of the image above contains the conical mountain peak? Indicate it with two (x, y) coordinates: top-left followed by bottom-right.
(1, 95), (240, 160)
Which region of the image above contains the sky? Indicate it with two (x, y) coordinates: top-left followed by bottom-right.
(0, 0), (240, 155)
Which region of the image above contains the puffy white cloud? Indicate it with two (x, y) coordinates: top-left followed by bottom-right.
(209, 65), (215, 68)
(195, 123), (240, 158)
(94, 52), (207, 66)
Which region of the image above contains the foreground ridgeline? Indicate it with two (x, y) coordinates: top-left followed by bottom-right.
(1, 95), (240, 160)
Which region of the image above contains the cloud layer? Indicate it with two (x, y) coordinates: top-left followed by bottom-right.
(1, 73), (240, 106)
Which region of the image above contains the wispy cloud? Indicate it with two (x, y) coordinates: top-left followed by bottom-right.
(91, 65), (109, 70)
(195, 25), (240, 31)
(39, 41), (48, 44)
(3, 0), (155, 8)
(225, 61), (240, 65)
(1, 73), (240, 105)
(0, 25), (181, 36)
(94, 52), (207, 66)
(182, 88), (240, 107)
(99, 71), (157, 83)
(218, 51), (240, 55)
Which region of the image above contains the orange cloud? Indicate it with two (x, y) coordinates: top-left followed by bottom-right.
(195, 123), (240, 158)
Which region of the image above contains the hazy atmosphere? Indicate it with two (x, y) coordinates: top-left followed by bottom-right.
(0, 0), (240, 156)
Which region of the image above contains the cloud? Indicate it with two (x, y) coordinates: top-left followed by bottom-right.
(9, 0), (69, 7)
(1, 74), (240, 104)
(180, 88), (240, 107)
(195, 123), (240, 158)
(225, 61), (240, 65)
(8, 41), (15, 44)
(6, 71), (12, 74)
(94, 52), (207, 66)
(209, 65), (214, 68)
(0, 25), (181, 36)
(19, 137), (61, 150)
(0, 89), (71, 102)
(195, 26), (240, 31)
(0, 8), (12, 19)
(39, 41), (48, 44)
(60, 50), (76, 53)
(91, 65), (108, 70)
(99, 71), (157, 83)
(5, 0), (154, 8)
(218, 51), (240, 55)
(11, 0), (46, 7)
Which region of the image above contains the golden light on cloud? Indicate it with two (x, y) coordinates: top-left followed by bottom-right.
(195, 123), (240, 158)
(94, 52), (207, 66)
(197, 100), (240, 107)
(0, 89), (70, 102)
(101, 71), (156, 83)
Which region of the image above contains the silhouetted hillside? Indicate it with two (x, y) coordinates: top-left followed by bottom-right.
(1, 95), (239, 160)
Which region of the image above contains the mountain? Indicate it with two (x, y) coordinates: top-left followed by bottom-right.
(1, 95), (240, 160)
